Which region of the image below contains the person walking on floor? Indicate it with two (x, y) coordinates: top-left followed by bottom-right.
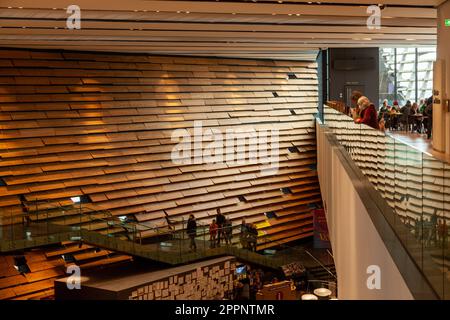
(209, 219), (218, 248)
(187, 214), (197, 252)
(216, 208), (226, 247)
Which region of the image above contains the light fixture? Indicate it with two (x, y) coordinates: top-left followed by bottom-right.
(71, 195), (92, 204)
(71, 196), (81, 203)
(301, 293), (318, 300)
(62, 253), (76, 263)
(314, 287), (332, 299)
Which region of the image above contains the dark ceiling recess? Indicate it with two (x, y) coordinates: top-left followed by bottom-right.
(238, 195), (247, 202)
(281, 187), (292, 194)
(333, 58), (376, 71)
(287, 73), (298, 79)
(13, 255), (31, 274)
(265, 211), (277, 219)
(288, 146), (299, 153)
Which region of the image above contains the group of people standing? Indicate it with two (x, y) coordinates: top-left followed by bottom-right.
(185, 211), (258, 252)
(209, 209), (233, 248)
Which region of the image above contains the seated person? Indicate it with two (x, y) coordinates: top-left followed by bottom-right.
(400, 100), (412, 131)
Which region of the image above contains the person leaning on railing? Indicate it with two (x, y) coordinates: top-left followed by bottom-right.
(355, 96), (379, 130)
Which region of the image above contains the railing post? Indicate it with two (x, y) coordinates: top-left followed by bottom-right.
(10, 207), (13, 249)
(35, 198), (38, 222)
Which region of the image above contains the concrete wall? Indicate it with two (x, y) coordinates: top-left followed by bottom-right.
(316, 122), (413, 300)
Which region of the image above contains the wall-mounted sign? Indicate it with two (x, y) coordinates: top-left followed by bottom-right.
(446, 19), (450, 27)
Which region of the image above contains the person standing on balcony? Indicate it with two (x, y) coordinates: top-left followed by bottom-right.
(240, 218), (248, 249)
(224, 218), (232, 245)
(216, 208), (226, 247)
(355, 96), (379, 130)
(209, 219), (218, 248)
(248, 223), (258, 252)
(187, 214), (197, 252)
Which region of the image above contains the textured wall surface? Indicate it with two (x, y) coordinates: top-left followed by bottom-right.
(0, 49), (320, 248)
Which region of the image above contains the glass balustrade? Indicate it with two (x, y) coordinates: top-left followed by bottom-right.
(322, 104), (450, 299)
(0, 200), (317, 271)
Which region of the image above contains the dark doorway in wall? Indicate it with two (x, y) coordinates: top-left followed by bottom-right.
(328, 48), (379, 108)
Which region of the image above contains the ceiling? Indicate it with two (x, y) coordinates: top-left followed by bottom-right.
(0, 0), (444, 60)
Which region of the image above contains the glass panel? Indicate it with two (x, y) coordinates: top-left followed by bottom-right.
(422, 153), (444, 297)
(443, 163), (450, 299)
(417, 47), (436, 103)
(375, 129), (387, 196)
(379, 48), (396, 106)
(384, 135), (396, 208)
(403, 145), (423, 268)
(396, 47), (417, 106)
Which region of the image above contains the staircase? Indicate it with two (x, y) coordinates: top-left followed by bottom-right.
(0, 216), (292, 270)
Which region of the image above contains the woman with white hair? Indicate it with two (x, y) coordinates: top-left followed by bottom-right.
(355, 96), (379, 130)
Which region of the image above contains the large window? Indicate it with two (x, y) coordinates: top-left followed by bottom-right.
(379, 47), (435, 107)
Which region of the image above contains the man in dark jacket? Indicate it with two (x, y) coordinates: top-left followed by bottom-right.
(216, 208), (226, 247)
(187, 214), (197, 252)
(424, 96), (433, 139)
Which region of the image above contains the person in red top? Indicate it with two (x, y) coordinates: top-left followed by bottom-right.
(209, 219), (218, 248)
(355, 96), (379, 130)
